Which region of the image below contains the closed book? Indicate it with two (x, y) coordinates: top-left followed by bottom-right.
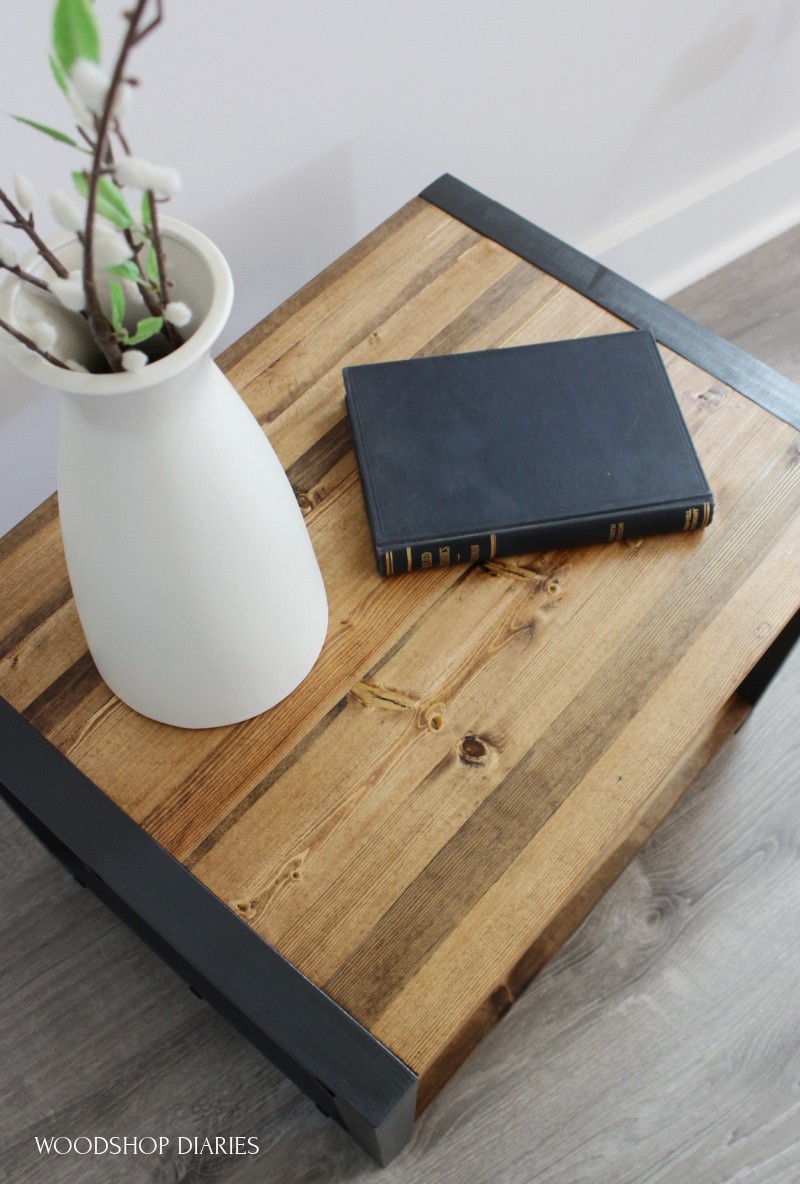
(343, 330), (714, 575)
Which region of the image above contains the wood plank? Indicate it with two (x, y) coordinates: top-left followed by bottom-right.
(413, 690), (752, 1113)
(327, 437), (800, 1036)
(189, 377), (793, 986)
(373, 497), (800, 1073)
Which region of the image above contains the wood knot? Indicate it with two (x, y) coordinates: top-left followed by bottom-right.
(297, 488), (327, 515)
(232, 899), (256, 920)
(352, 680), (418, 711)
(424, 702), (447, 731)
(697, 381), (728, 408)
(458, 733), (489, 765)
(546, 578), (563, 598)
(481, 559), (539, 582)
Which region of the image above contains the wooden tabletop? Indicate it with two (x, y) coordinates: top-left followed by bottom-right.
(2, 176), (799, 1161)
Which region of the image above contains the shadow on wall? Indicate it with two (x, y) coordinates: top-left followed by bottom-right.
(592, 14), (756, 226)
(202, 144), (358, 353)
(648, 14), (755, 112)
(774, 0), (800, 44)
(0, 355), (60, 535)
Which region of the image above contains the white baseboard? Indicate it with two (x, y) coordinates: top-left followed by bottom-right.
(581, 129), (800, 300)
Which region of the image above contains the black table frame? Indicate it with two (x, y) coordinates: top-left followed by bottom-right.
(1, 175), (798, 1165)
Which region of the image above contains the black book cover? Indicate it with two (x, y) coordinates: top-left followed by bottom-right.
(343, 330), (715, 575)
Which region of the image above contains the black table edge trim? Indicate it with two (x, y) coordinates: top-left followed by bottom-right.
(420, 174), (800, 432)
(0, 695), (417, 1166)
(3, 177), (797, 1166)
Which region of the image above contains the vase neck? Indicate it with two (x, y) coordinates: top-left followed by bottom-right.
(60, 350), (223, 422)
(1, 219), (233, 395)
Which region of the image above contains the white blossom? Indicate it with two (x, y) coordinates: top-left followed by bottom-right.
(50, 189), (85, 233)
(92, 226), (132, 267)
(68, 269), (83, 285)
(65, 358), (88, 372)
(114, 156), (181, 198)
(0, 237), (19, 268)
(66, 82), (95, 131)
(14, 172), (36, 213)
(122, 278), (145, 307)
(164, 300), (192, 327)
(29, 321), (58, 352)
(112, 81), (133, 120)
(70, 58), (110, 117)
(49, 277), (86, 312)
(121, 348), (148, 372)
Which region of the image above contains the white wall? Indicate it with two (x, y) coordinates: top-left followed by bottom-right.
(2, 0), (800, 534)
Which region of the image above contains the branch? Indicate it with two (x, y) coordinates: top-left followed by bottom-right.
(120, 225), (181, 349)
(81, 0), (154, 370)
(113, 118), (132, 156)
(146, 190), (170, 304)
(132, 0), (163, 44)
(0, 316), (70, 369)
(0, 188), (69, 279)
(77, 126), (97, 152)
(0, 262), (51, 292)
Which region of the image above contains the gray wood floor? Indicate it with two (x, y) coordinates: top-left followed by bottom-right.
(2, 229), (800, 1184)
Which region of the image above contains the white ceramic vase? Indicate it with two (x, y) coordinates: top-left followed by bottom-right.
(0, 219), (328, 728)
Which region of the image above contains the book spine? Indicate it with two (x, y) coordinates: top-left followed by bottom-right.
(376, 500), (715, 575)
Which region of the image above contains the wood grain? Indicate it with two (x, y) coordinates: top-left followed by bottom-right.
(1, 194), (799, 1171)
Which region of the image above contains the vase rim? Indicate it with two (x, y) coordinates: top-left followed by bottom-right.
(0, 217), (233, 396)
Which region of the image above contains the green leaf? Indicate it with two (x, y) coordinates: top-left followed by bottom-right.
(108, 279), (125, 331)
(125, 316), (163, 346)
(141, 192), (153, 229)
(146, 244), (160, 285)
(52, 0), (101, 77)
(49, 53), (69, 96)
(72, 171), (134, 228)
(12, 115), (79, 147)
(106, 259), (142, 284)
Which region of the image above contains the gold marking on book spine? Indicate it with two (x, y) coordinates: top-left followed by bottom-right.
(691, 507), (699, 530)
(439, 546), (450, 567)
(421, 551), (432, 569)
(702, 502), (711, 528)
(609, 523), (616, 542)
(384, 553), (391, 576)
(406, 546), (413, 572)
(470, 543), (480, 562)
(683, 509), (692, 531)
(618, 521), (625, 539)
(490, 534), (497, 560)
